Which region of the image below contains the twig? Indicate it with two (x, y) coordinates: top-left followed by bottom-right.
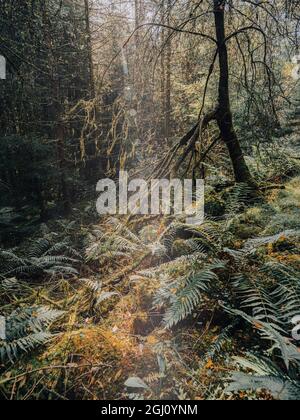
(0, 363), (103, 386)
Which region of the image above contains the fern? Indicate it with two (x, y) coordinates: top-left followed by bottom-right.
(86, 218), (170, 263)
(227, 354), (300, 401)
(225, 268), (300, 397)
(225, 307), (300, 369)
(231, 274), (285, 332)
(86, 220), (144, 262)
(80, 278), (118, 306)
(225, 183), (255, 217)
(230, 261), (300, 338)
(264, 262), (300, 323)
(80, 278), (103, 293)
(0, 277), (22, 293)
(205, 320), (238, 362)
(243, 230), (300, 253)
(184, 221), (221, 253)
(0, 332), (54, 363)
(0, 306), (64, 362)
(0, 236), (79, 279)
(155, 261), (226, 329)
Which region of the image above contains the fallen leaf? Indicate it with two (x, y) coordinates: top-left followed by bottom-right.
(205, 359), (214, 370)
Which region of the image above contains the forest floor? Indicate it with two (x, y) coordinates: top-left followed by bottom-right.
(1, 172), (300, 400)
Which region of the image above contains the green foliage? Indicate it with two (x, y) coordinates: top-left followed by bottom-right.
(1, 0), (300, 401)
(0, 306), (64, 362)
(155, 260), (226, 329)
(245, 143), (300, 182)
(143, 185), (300, 399)
(227, 355), (300, 401)
(80, 278), (118, 307)
(263, 262), (300, 323)
(223, 260), (300, 400)
(204, 321), (238, 362)
(86, 219), (144, 262)
(0, 235), (80, 279)
(231, 261), (300, 332)
(86, 218), (170, 264)
(225, 183), (256, 217)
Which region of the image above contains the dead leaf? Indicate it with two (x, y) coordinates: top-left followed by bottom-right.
(205, 359), (214, 370)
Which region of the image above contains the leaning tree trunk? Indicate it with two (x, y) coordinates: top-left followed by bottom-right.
(213, 0), (254, 185)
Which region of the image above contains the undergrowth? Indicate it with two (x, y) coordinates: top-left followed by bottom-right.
(0, 177), (300, 400)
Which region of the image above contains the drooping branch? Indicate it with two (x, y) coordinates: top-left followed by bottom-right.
(101, 20), (217, 87)
(132, 22), (218, 44)
(174, 108), (218, 172)
(151, 47), (219, 179)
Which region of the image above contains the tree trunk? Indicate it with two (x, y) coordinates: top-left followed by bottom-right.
(160, 0), (166, 137)
(84, 0), (95, 99)
(165, 0), (172, 140)
(56, 118), (71, 214)
(213, 0), (254, 185)
(134, 0), (142, 136)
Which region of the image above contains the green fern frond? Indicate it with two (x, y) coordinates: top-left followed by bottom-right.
(156, 262), (225, 329)
(263, 262), (300, 324)
(80, 278), (102, 292)
(243, 230), (300, 253)
(205, 320), (238, 362)
(28, 238), (52, 258)
(0, 237), (79, 279)
(0, 306), (64, 362)
(226, 183), (255, 216)
(231, 274), (284, 331)
(227, 354), (300, 400)
(224, 307), (300, 369)
(0, 332), (53, 363)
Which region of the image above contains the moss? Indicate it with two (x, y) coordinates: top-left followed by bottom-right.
(227, 214), (262, 240)
(263, 213), (300, 235)
(244, 205), (275, 226)
(238, 225), (262, 240)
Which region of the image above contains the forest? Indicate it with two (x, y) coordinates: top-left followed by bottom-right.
(0, 0), (300, 401)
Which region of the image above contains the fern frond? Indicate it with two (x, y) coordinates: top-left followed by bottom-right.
(243, 230), (300, 253)
(45, 242), (82, 259)
(263, 262), (300, 324)
(205, 321), (238, 362)
(227, 354), (300, 400)
(156, 262), (224, 329)
(28, 238), (51, 258)
(226, 183), (255, 216)
(0, 306), (63, 362)
(0, 332), (53, 363)
(224, 307), (300, 369)
(44, 265), (79, 275)
(231, 274), (284, 331)
(80, 278), (102, 292)
(0, 235), (79, 279)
